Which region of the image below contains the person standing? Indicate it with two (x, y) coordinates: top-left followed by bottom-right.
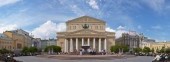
(160, 54), (166, 62)
(153, 54), (161, 62)
(165, 54), (168, 62)
(80, 49), (82, 55)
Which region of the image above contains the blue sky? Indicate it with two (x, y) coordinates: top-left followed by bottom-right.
(0, 0), (170, 41)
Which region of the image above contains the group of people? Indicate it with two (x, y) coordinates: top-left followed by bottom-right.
(79, 48), (106, 55)
(153, 54), (169, 62)
(0, 54), (20, 62)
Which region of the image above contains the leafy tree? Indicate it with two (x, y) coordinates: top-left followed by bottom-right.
(121, 45), (129, 52)
(156, 48), (160, 53)
(133, 48), (142, 53)
(160, 46), (165, 53)
(52, 45), (61, 53)
(21, 46), (38, 54)
(44, 45), (61, 53)
(151, 48), (154, 53)
(165, 48), (170, 53)
(29, 47), (38, 53)
(110, 45), (129, 53)
(44, 46), (49, 52)
(0, 48), (11, 54)
(110, 45), (120, 53)
(22, 47), (29, 53)
(142, 47), (151, 53)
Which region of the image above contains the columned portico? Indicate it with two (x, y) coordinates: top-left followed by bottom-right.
(64, 38), (108, 52)
(82, 38), (84, 46)
(70, 38), (73, 52)
(64, 39), (67, 52)
(87, 38), (90, 46)
(76, 38), (78, 50)
(57, 16), (115, 53)
(93, 38), (96, 49)
(98, 38), (101, 52)
(104, 38), (107, 51)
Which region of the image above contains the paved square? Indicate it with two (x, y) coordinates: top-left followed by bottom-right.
(14, 56), (154, 62)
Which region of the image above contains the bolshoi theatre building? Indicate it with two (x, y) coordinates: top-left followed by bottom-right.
(56, 16), (115, 53)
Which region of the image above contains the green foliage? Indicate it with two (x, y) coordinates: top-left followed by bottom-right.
(165, 48), (170, 53)
(0, 48), (11, 54)
(121, 45), (129, 52)
(133, 48), (142, 53)
(22, 47), (29, 53)
(29, 47), (38, 53)
(110, 45), (119, 53)
(156, 48), (160, 53)
(151, 48), (154, 53)
(44, 45), (61, 53)
(142, 47), (151, 53)
(160, 46), (165, 53)
(21, 46), (38, 53)
(110, 45), (129, 53)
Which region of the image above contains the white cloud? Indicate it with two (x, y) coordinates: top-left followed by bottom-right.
(0, 24), (18, 33)
(151, 25), (162, 29)
(115, 26), (128, 38)
(115, 29), (128, 39)
(31, 20), (66, 39)
(0, 0), (20, 7)
(70, 5), (85, 16)
(141, 0), (165, 12)
(117, 25), (126, 30)
(106, 26), (128, 39)
(106, 27), (115, 32)
(87, 0), (99, 10)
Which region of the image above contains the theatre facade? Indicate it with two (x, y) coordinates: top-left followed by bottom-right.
(56, 16), (115, 53)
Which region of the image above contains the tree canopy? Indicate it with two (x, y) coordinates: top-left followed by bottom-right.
(160, 46), (166, 53)
(21, 46), (38, 53)
(133, 47), (142, 53)
(165, 48), (170, 53)
(44, 45), (61, 53)
(110, 45), (129, 53)
(142, 47), (151, 53)
(0, 48), (12, 54)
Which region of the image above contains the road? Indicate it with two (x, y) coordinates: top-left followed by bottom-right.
(14, 56), (154, 62)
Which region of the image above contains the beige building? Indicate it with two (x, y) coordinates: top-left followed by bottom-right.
(0, 30), (32, 51)
(57, 16), (115, 53)
(141, 41), (170, 53)
(0, 34), (13, 50)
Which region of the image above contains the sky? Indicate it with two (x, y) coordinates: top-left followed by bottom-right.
(0, 0), (170, 41)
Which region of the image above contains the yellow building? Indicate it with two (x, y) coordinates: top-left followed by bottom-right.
(0, 31), (30, 51)
(57, 16), (115, 53)
(141, 41), (170, 53)
(0, 36), (13, 50)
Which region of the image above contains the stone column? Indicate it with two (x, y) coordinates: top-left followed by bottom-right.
(98, 38), (101, 52)
(87, 38), (90, 46)
(104, 38), (107, 51)
(93, 38), (96, 49)
(70, 38), (73, 52)
(64, 39), (67, 52)
(82, 38), (84, 46)
(76, 38), (78, 50)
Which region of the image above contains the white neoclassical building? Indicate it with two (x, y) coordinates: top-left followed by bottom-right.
(56, 16), (115, 53)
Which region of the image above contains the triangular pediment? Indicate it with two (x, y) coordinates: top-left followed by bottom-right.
(68, 29), (102, 35)
(66, 16), (105, 23)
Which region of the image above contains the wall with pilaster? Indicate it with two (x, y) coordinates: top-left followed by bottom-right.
(107, 38), (115, 52)
(57, 38), (65, 51)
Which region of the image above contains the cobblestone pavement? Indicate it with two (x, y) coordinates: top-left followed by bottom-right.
(14, 56), (154, 62)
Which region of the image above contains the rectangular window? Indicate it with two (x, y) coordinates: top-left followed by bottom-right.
(17, 43), (22, 49)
